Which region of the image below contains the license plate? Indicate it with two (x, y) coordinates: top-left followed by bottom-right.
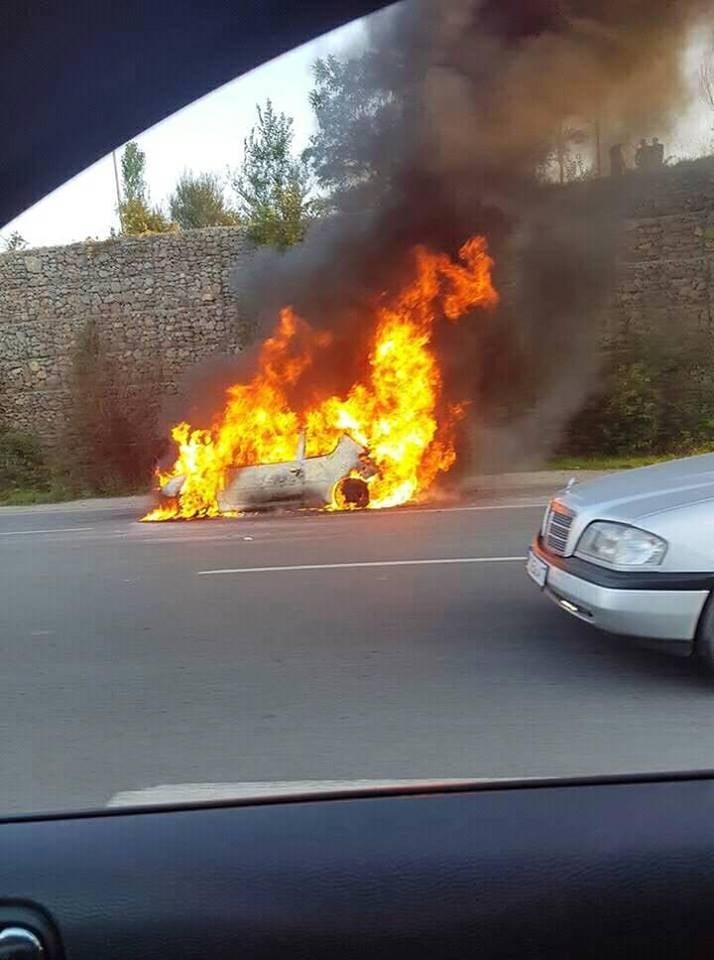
(526, 549), (548, 588)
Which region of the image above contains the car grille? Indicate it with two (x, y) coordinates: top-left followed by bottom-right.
(544, 504), (575, 556)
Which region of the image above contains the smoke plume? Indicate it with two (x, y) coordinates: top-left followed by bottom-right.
(226, 0), (706, 477)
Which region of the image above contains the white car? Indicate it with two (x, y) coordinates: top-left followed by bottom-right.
(527, 453), (714, 666)
(161, 433), (378, 512)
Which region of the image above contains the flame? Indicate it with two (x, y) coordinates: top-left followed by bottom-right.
(142, 236), (497, 521)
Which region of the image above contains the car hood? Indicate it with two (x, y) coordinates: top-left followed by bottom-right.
(562, 453), (714, 522)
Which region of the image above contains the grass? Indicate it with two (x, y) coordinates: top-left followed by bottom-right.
(547, 451), (707, 471)
(0, 479), (153, 507)
(0, 484), (75, 506)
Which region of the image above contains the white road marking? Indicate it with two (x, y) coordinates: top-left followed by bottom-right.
(139, 532), (339, 546)
(0, 526), (94, 536)
(197, 556), (526, 576)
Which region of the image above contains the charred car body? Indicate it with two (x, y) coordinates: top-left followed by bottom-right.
(160, 433), (378, 512)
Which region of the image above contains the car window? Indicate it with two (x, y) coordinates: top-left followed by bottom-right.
(2, 0), (714, 816)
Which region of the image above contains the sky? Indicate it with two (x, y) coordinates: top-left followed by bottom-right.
(2, 17), (365, 249)
(3, 14), (714, 250)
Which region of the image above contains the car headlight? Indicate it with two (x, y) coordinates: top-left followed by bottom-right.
(575, 521), (667, 567)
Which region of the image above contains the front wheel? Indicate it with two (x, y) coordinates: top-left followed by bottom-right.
(336, 477), (370, 510)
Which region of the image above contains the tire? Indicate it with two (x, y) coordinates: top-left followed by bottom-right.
(695, 592), (714, 671)
(338, 477), (370, 509)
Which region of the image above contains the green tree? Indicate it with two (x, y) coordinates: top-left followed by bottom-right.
(118, 141), (173, 235)
(169, 171), (238, 229)
(232, 100), (315, 248)
(544, 122), (593, 184)
(2, 231), (27, 251)
(304, 52), (402, 209)
(120, 141), (147, 203)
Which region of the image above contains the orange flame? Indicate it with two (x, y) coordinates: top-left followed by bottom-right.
(142, 236), (498, 521)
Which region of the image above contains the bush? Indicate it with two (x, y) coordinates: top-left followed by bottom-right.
(59, 320), (164, 496)
(602, 362), (661, 454)
(560, 344), (714, 459)
(169, 171), (239, 229)
(560, 362), (659, 457)
(0, 426), (51, 494)
(119, 198), (175, 236)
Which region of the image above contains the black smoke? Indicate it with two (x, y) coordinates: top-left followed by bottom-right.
(225, 0), (705, 476)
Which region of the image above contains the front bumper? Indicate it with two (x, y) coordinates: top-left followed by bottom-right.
(530, 537), (710, 644)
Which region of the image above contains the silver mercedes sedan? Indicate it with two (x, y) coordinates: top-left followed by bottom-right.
(528, 453), (714, 666)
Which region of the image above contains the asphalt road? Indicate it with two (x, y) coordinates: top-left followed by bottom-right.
(2, 492), (714, 815)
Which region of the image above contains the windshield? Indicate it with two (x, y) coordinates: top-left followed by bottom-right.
(2, 0), (714, 816)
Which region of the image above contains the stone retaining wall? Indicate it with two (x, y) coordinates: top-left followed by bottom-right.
(0, 227), (248, 440)
(4, 158), (714, 444)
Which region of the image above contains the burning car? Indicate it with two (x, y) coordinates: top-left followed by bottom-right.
(143, 236), (499, 522)
(159, 432), (377, 513)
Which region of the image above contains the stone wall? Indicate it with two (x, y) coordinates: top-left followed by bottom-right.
(541, 156), (714, 456)
(611, 157), (714, 350)
(0, 227), (248, 441)
(4, 159), (714, 447)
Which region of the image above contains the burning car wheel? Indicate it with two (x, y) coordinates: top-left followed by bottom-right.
(337, 477), (370, 509)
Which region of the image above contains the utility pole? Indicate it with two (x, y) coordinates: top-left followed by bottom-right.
(112, 149), (124, 232)
(594, 116), (602, 178)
